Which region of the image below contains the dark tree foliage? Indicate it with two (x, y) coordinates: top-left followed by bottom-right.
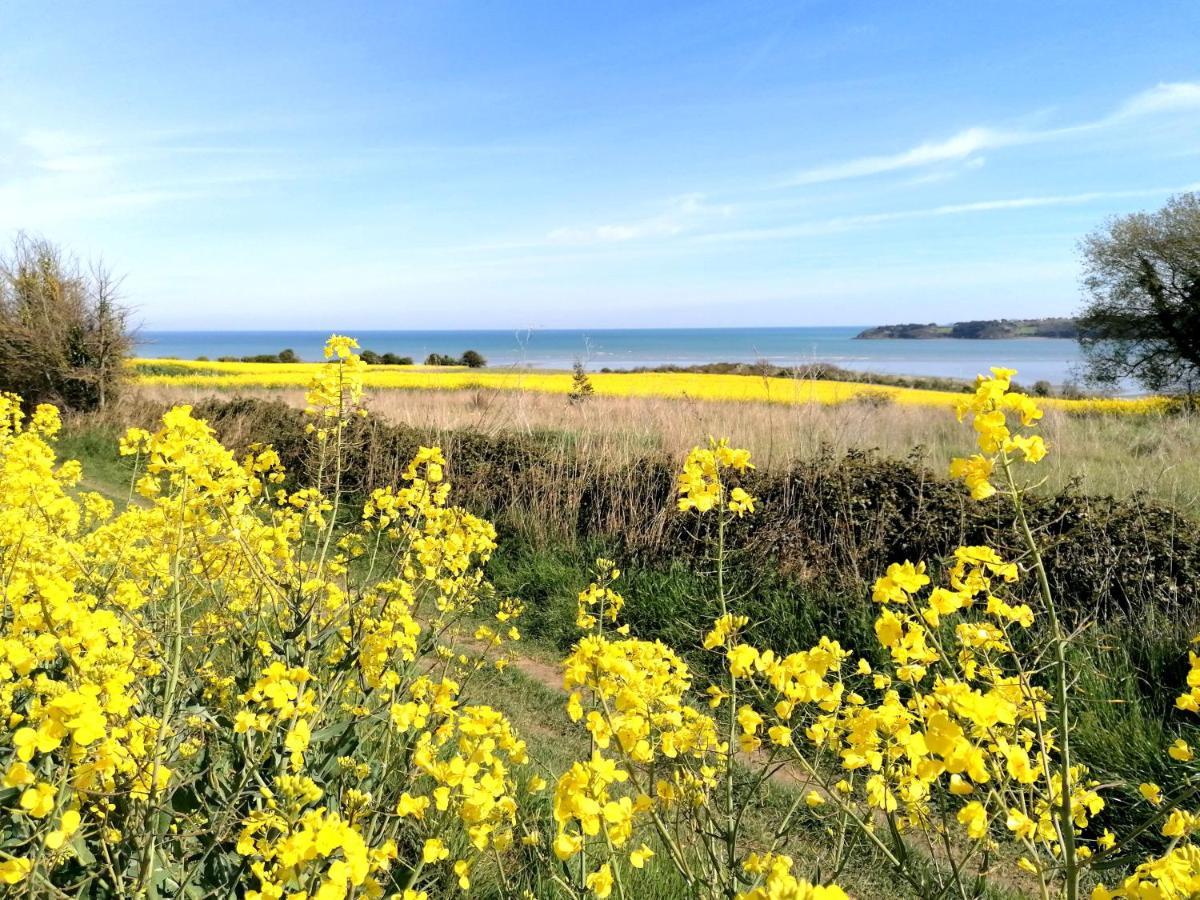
(424, 350), (487, 367)
(0, 234), (132, 411)
(568, 360), (594, 403)
(1077, 193), (1200, 396)
(361, 351), (412, 365)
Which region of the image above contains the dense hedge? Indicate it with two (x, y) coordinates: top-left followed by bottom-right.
(187, 397), (1200, 637)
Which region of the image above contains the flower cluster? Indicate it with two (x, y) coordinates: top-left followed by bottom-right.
(949, 367), (1047, 500)
(0, 338), (527, 897)
(677, 437), (756, 515)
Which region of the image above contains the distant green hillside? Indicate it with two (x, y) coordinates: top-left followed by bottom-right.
(856, 317), (1078, 339)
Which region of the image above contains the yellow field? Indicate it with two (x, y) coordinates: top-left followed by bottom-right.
(130, 357), (1171, 414)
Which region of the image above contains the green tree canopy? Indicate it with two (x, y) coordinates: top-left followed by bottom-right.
(1077, 192), (1200, 396)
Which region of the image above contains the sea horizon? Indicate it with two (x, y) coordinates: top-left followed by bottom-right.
(136, 326), (1089, 388)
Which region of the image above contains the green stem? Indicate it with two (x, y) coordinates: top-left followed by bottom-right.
(1004, 456), (1077, 900)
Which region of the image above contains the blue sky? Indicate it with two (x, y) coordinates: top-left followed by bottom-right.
(2, 1), (1199, 329)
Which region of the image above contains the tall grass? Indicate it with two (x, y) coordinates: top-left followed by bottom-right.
(132, 384), (1200, 514)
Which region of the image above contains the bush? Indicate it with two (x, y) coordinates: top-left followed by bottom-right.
(424, 350), (488, 367)
(0, 233), (131, 411)
(187, 396), (1200, 642)
(361, 351), (412, 365)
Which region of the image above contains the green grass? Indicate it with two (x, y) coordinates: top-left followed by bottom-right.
(466, 661), (918, 898)
(55, 422), (138, 503)
(484, 532), (1199, 849)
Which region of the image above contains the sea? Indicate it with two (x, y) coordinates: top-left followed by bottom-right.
(136, 327), (1088, 388)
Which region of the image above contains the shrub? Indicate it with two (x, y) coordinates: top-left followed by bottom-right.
(569, 360), (595, 403)
(0, 233), (131, 411)
(460, 349), (487, 368)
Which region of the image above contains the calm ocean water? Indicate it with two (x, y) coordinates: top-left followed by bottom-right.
(137, 328), (1087, 387)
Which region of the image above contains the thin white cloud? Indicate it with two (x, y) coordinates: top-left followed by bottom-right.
(788, 126), (1024, 186)
(787, 81), (1200, 187)
(547, 193), (732, 245)
(694, 184), (1200, 245)
(1111, 81), (1200, 119)
(0, 125), (308, 229)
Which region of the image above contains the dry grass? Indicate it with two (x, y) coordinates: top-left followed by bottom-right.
(132, 383), (1200, 514)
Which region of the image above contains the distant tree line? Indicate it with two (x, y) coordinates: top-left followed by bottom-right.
(361, 350), (414, 365)
(213, 348), (301, 363)
(424, 350), (487, 367)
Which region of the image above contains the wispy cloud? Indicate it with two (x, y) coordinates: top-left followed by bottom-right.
(787, 126), (1025, 186)
(693, 184), (1200, 244)
(0, 125), (307, 229)
(1110, 81), (1200, 119)
(546, 193), (732, 244)
(786, 81), (1200, 187)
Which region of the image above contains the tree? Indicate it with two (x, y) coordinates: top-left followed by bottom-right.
(0, 233), (133, 411)
(278, 348), (299, 363)
(568, 360), (594, 404)
(1076, 192), (1200, 396)
(460, 349), (487, 368)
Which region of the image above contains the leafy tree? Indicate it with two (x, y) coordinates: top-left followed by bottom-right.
(0, 233), (132, 411)
(380, 352), (412, 365)
(460, 349), (487, 368)
(1077, 192), (1200, 395)
(424, 352), (457, 366)
(568, 360), (594, 403)
(278, 348), (299, 363)
(360, 349), (382, 365)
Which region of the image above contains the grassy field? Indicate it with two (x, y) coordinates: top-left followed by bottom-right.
(130, 357), (1174, 414)
(131, 381), (1200, 514)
